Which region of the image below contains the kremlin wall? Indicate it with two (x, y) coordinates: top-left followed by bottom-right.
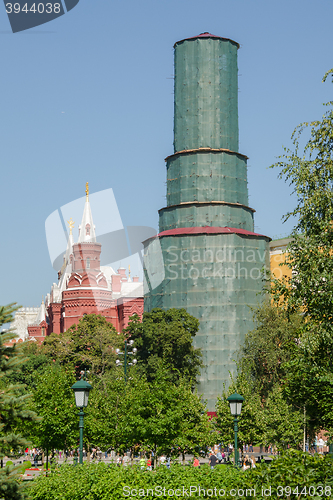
(11, 33), (292, 409)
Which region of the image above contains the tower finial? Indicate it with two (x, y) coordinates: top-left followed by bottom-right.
(78, 183), (96, 243)
(67, 217), (75, 235)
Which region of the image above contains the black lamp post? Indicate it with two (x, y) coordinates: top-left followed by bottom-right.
(227, 392), (244, 468)
(71, 375), (92, 464)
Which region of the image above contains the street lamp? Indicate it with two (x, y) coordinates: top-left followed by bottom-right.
(71, 374), (92, 464)
(227, 392), (244, 468)
(116, 339), (137, 383)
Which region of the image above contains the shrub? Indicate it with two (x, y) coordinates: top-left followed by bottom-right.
(21, 461), (32, 472)
(29, 451), (333, 500)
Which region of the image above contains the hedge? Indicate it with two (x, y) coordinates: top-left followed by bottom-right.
(28, 451), (333, 500)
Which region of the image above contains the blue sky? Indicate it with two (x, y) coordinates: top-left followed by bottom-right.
(1, 0), (332, 306)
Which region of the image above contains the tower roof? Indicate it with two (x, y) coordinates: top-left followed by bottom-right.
(78, 183), (96, 243)
(174, 32), (240, 49)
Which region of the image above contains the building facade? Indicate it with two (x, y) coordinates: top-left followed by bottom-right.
(21, 185), (143, 343)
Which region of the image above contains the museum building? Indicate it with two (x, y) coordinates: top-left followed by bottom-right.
(24, 186), (144, 343)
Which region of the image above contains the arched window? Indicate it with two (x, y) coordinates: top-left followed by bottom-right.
(86, 257), (90, 269)
(86, 224), (90, 236)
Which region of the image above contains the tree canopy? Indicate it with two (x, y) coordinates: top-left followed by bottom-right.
(124, 308), (202, 384)
(267, 69), (333, 440)
(11, 309), (211, 459)
(238, 303), (301, 400)
(25, 364), (77, 453)
(40, 314), (123, 378)
(270, 69), (333, 328)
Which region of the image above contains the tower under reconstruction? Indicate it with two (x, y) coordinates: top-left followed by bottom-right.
(144, 33), (270, 410)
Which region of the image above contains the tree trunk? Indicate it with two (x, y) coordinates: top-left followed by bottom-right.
(46, 449), (49, 474)
(182, 452), (185, 465)
(154, 446), (157, 469)
(41, 451), (44, 466)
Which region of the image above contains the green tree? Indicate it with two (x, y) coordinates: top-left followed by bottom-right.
(281, 330), (333, 440)
(172, 386), (216, 462)
(215, 373), (263, 451)
(7, 341), (49, 389)
(26, 364), (77, 455)
(215, 374), (303, 453)
(41, 314), (123, 378)
(270, 69), (333, 328)
(125, 308), (202, 384)
(84, 374), (127, 453)
(238, 303), (302, 400)
(98, 366), (215, 465)
(27, 365), (130, 458)
(269, 68), (333, 437)
(262, 385), (303, 451)
(134, 368), (213, 465)
(0, 304), (39, 500)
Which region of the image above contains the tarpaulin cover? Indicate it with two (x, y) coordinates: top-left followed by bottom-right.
(159, 204), (254, 232)
(144, 35), (270, 410)
(144, 232), (270, 410)
(173, 38), (239, 153)
(166, 151), (249, 207)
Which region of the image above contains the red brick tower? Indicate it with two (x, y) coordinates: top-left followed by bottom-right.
(55, 184), (118, 332)
(39, 184), (144, 338)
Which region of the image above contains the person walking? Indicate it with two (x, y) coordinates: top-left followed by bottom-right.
(209, 452), (218, 470)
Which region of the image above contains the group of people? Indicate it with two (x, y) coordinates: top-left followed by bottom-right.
(116, 454), (171, 470)
(208, 450), (230, 469)
(24, 447), (41, 467)
(116, 454), (130, 466)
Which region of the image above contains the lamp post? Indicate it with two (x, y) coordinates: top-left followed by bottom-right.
(227, 392), (244, 468)
(116, 339), (137, 383)
(71, 374), (92, 464)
